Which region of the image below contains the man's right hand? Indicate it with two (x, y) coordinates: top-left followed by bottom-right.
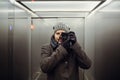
(61, 38), (70, 51)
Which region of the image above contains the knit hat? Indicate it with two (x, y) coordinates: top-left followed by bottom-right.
(53, 22), (70, 32)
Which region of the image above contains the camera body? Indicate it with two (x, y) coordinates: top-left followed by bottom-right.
(61, 32), (69, 42)
(61, 31), (75, 43)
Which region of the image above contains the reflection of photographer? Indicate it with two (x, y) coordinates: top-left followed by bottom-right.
(40, 23), (91, 80)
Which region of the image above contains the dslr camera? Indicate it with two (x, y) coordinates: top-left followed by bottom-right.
(61, 31), (76, 45)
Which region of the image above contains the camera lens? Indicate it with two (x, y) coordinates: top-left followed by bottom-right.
(61, 32), (68, 41)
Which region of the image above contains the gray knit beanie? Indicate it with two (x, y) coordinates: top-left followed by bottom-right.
(53, 22), (70, 32)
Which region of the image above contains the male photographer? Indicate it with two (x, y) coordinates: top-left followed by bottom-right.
(40, 23), (91, 80)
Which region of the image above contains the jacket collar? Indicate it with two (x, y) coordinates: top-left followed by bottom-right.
(50, 35), (58, 50)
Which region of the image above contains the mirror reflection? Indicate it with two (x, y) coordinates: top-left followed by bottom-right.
(0, 0), (120, 80)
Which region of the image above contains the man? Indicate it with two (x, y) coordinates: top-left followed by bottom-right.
(40, 23), (91, 80)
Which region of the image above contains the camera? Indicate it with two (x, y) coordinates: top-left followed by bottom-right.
(61, 32), (69, 42)
(61, 31), (75, 42)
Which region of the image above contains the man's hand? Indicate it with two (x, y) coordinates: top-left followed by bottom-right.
(61, 37), (70, 51)
(69, 31), (76, 45)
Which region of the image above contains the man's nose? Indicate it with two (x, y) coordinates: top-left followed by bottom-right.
(60, 33), (62, 36)
(59, 33), (62, 38)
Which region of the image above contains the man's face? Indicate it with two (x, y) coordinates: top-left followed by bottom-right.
(54, 30), (65, 44)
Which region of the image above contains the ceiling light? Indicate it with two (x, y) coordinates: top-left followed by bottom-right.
(22, 1), (101, 11)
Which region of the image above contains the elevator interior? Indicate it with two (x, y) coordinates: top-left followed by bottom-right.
(0, 0), (120, 80)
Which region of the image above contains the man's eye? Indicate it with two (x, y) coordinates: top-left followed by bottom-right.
(56, 33), (60, 35)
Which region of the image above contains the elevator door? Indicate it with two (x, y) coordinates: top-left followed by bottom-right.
(31, 18), (85, 80)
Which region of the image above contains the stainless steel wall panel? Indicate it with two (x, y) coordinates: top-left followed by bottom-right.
(13, 18), (31, 80)
(85, 12), (120, 80)
(0, 10), (9, 80)
(0, 0), (9, 80)
(95, 12), (120, 80)
(85, 15), (96, 80)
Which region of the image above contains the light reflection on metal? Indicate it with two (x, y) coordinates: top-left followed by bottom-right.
(32, 0), (35, 2)
(10, 0), (39, 17)
(22, 1), (101, 12)
(10, 25), (13, 31)
(31, 24), (35, 30)
(87, 0), (112, 18)
(31, 19), (35, 30)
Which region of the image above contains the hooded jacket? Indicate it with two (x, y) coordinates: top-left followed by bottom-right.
(40, 35), (91, 80)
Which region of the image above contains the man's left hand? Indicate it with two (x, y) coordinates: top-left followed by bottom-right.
(68, 31), (76, 45)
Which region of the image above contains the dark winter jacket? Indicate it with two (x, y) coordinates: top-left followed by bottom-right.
(40, 36), (91, 80)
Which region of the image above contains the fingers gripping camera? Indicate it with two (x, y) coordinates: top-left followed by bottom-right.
(68, 31), (76, 45)
(61, 31), (76, 49)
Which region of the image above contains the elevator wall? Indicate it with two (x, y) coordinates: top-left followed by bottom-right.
(0, 0), (31, 80)
(0, 0), (9, 80)
(85, 12), (120, 80)
(1, 1), (120, 80)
